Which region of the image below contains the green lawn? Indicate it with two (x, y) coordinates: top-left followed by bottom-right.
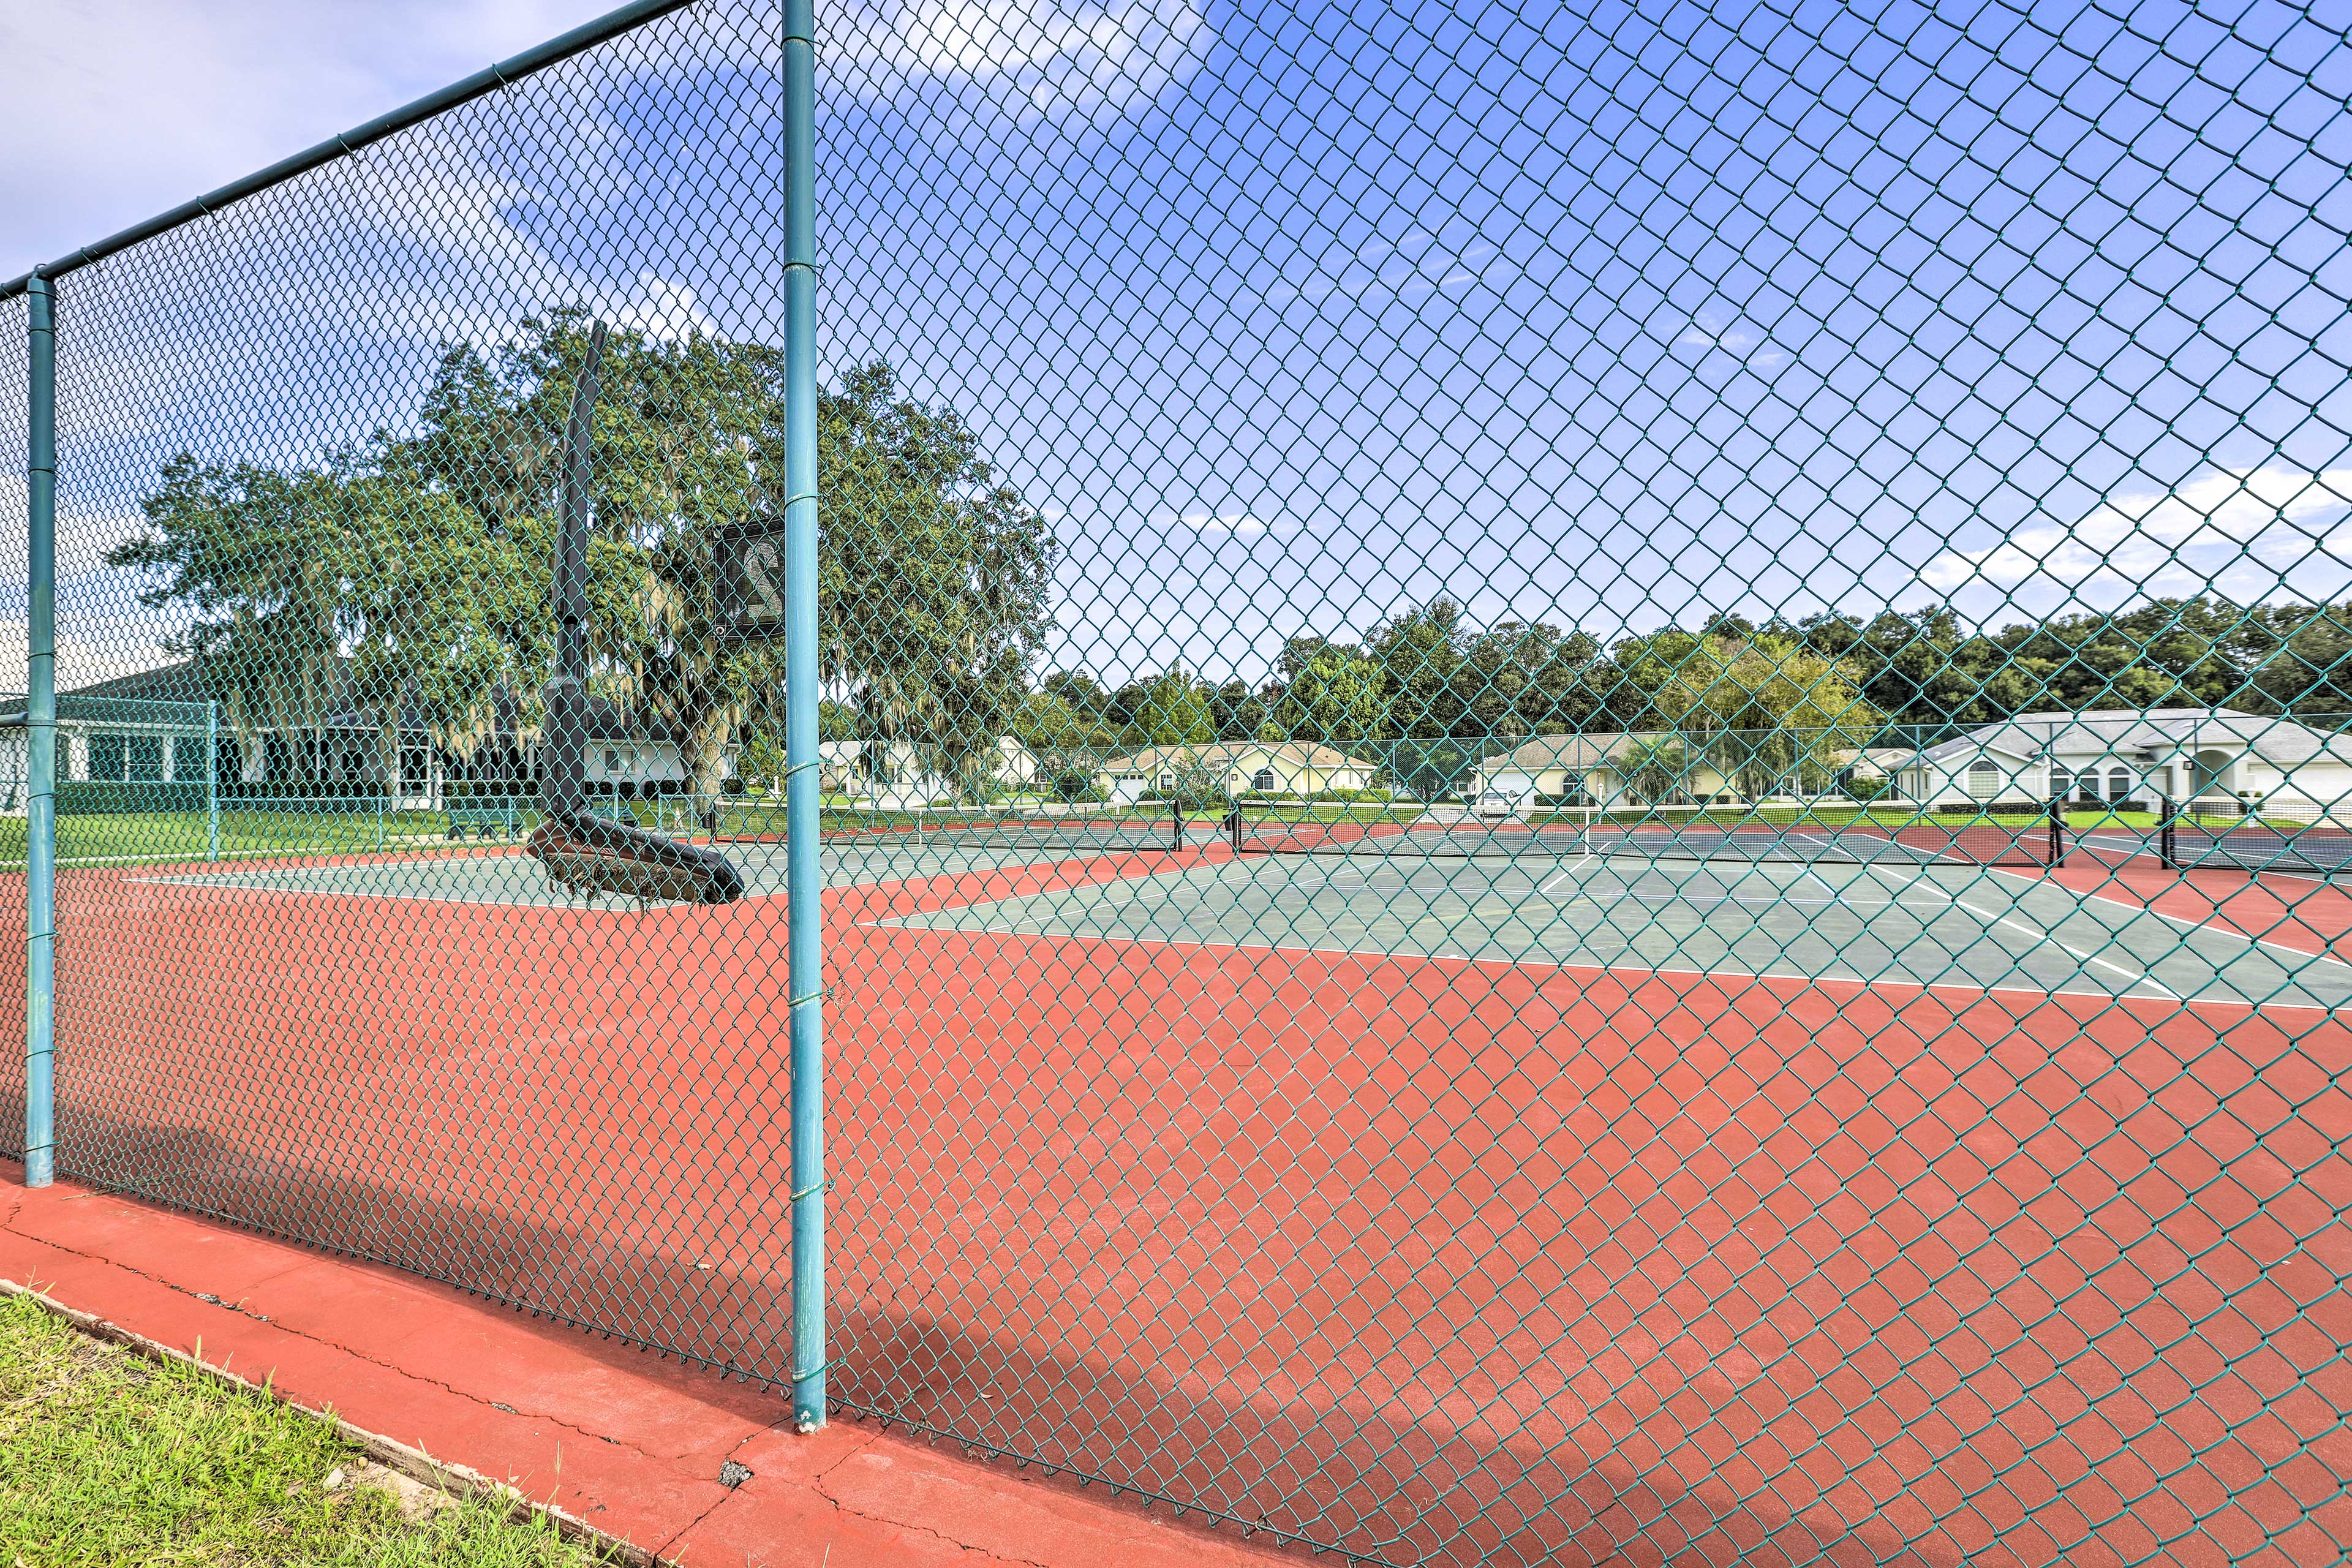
(0, 807), (541, 869)
(1229, 802), (1412, 824)
(0, 1294), (601, 1567)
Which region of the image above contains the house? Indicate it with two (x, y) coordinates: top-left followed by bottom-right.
(1869, 709), (2352, 812)
(1465, 733), (1836, 808)
(1095, 741), (1379, 804)
(0, 660), (738, 812)
(813, 736), (1038, 805)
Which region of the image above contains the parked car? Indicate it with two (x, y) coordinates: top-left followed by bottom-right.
(1474, 790), (1526, 819)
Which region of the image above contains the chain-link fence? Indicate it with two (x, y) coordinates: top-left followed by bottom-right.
(9, 1), (2350, 1562)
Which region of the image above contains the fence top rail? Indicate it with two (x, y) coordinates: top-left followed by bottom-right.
(0, 0), (698, 301)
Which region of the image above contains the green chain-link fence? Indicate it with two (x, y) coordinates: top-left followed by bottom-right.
(7, 1), (2350, 1561)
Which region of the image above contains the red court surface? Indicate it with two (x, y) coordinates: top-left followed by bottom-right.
(0, 1159), (1290, 1567)
(2027, 855), (2352, 963)
(2, 843), (2346, 1566)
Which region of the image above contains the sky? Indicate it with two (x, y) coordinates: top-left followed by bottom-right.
(4, 0), (2351, 693)
(0, 1), (623, 275)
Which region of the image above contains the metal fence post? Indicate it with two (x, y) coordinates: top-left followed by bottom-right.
(782, 0), (826, 1434)
(23, 277), (57, 1188)
(206, 701), (221, 862)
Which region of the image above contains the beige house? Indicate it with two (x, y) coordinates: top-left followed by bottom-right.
(1096, 741), (1379, 802)
(1467, 733), (1793, 808)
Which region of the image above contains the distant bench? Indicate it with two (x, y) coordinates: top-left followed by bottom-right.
(447, 801), (526, 840)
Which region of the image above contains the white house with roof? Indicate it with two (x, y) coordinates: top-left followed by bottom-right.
(1095, 741), (1379, 804)
(0, 660), (745, 813)
(1466, 732), (1845, 808)
(1872, 709), (2352, 813)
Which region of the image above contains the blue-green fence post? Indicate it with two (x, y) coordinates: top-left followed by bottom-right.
(23, 277), (56, 1188)
(782, 0), (826, 1433)
(206, 702), (221, 862)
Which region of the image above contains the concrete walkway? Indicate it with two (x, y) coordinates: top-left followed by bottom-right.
(0, 1163), (1289, 1568)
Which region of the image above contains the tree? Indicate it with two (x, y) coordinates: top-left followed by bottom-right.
(1618, 739), (1689, 805)
(1139, 672), (1213, 746)
(113, 454), (529, 790)
(123, 316), (1054, 814)
(1207, 679), (1270, 741)
(1368, 600), (1469, 737)
(815, 363), (1055, 799)
(1270, 637), (1384, 748)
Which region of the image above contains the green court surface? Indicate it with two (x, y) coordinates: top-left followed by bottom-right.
(883, 853), (2352, 1009)
(138, 833), (2352, 1010)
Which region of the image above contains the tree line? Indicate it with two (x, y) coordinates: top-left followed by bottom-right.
(1020, 596), (2352, 757)
(112, 311), (2351, 806)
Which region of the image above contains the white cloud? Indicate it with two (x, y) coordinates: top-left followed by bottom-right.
(1675, 315), (1778, 374)
(0, 1), (624, 278)
(1175, 512), (1279, 538)
(1268, 225), (1512, 308)
(829, 1), (1210, 121)
(1920, 467), (2352, 602)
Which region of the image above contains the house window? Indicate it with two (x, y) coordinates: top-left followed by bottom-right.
(605, 750), (622, 773)
(1561, 771), (1589, 806)
(1966, 759), (1997, 799)
(2107, 766), (2131, 802)
(1158, 772), (1172, 790)
(88, 734), (127, 782)
(1252, 768), (1276, 791)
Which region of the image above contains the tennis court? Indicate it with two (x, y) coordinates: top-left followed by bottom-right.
(10, 2), (2351, 1562)
(50, 826), (2342, 1562)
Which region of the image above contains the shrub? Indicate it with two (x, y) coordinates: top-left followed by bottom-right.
(1047, 767), (1104, 804)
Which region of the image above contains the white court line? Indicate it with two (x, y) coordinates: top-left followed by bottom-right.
(854, 907), (2292, 1011)
(1987, 862), (2352, 977)
(1861, 862), (2176, 1000)
(874, 858), (2352, 1010)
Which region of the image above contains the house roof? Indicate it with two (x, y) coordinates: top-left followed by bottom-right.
(39, 660), (650, 742)
(1474, 734), (1648, 772)
(1907, 709), (2352, 766)
(1098, 741), (1378, 774)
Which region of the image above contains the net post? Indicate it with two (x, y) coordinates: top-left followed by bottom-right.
(2048, 790), (2064, 869)
(206, 701), (221, 862)
(781, 0), (826, 1437)
(23, 277), (56, 1188)
(2159, 793), (2178, 871)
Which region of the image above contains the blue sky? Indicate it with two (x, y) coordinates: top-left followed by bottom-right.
(6, 0), (2351, 690)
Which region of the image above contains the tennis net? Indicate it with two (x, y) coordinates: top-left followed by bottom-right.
(2163, 798), (2352, 876)
(719, 800), (1205, 854)
(1232, 805), (2064, 867)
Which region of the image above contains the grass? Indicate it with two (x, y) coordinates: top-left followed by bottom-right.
(0, 1292), (603, 1567)
(1229, 802), (1415, 823)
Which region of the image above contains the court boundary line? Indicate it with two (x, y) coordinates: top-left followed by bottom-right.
(858, 908), (2334, 1015)
(1856, 862), (2176, 1000)
(110, 841), (2352, 1009)
(1989, 862), (2352, 971)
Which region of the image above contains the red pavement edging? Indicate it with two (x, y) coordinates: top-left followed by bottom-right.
(0, 1163), (1295, 1568)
